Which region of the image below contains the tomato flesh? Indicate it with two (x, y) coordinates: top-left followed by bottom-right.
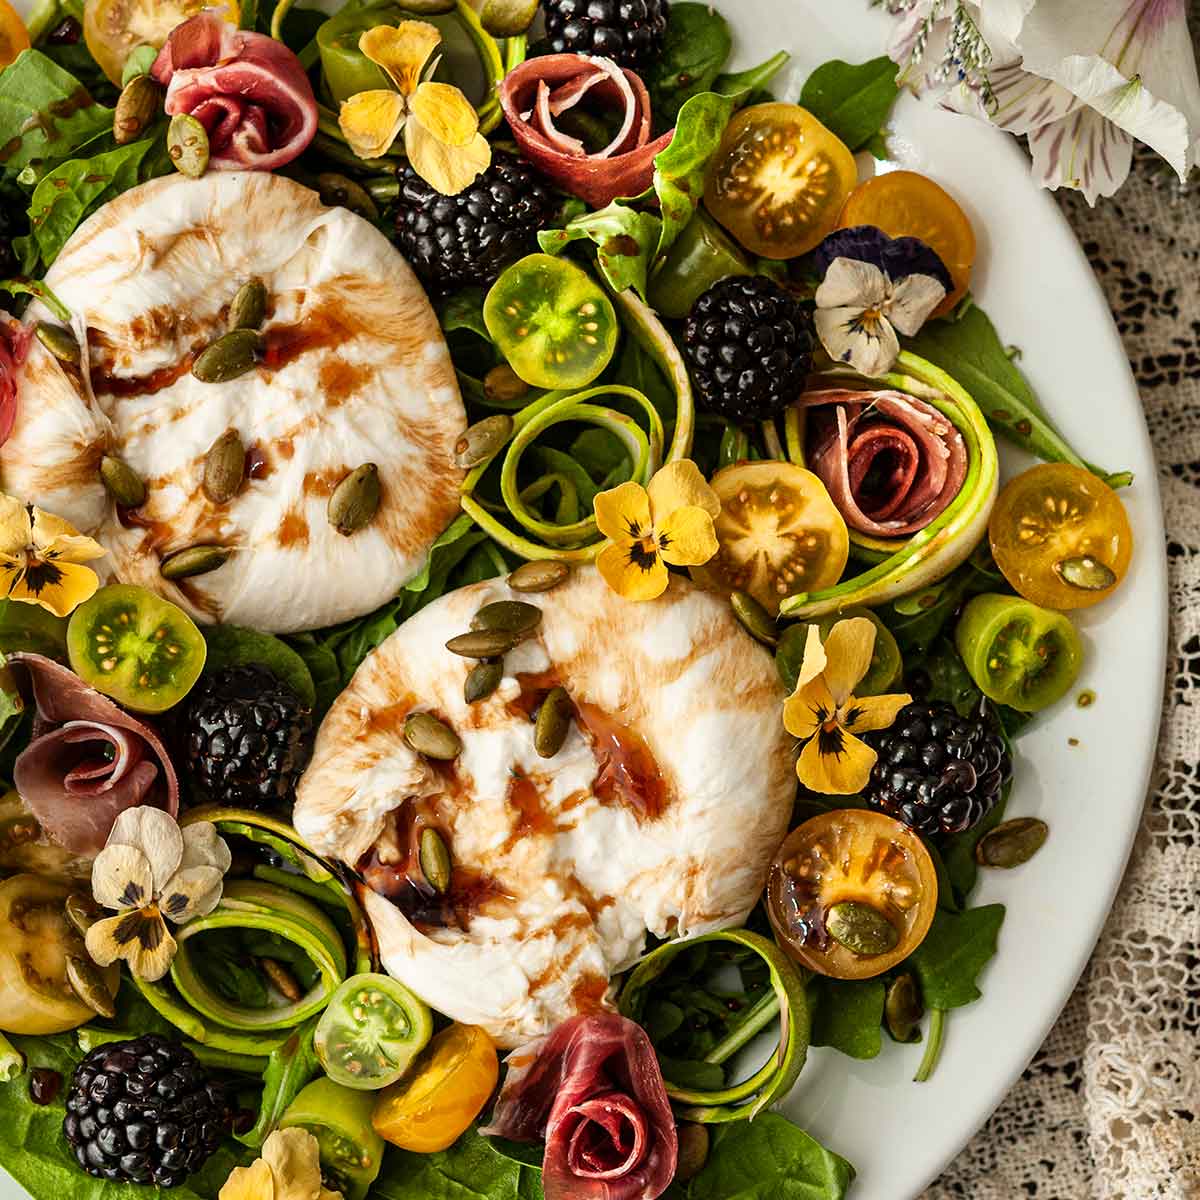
(280, 1078), (384, 1200)
(83, 0), (238, 85)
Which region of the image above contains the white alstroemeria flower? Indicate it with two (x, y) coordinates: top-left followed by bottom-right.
(814, 257), (947, 377)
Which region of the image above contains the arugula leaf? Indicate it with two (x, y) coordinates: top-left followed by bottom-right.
(374, 1127), (544, 1200)
(906, 904), (1006, 1009)
(239, 1020), (321, 1149)
(807, 976), (884, 1060)
(539, 203), (663, 298)
(799, 57), (899, 152)
(201, 625), (317, 708)
(648, 2), (732, 127)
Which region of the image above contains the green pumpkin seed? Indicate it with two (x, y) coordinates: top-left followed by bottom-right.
(884, 973), (923, 1043)
(35, 321), (80, 365)
(160, 544), (231, 580)
(1054, 554), (1117, 591)
(228, 277), (268, 332)
(534, 686), (572, 759)
(731, 591), (778, 646)
(260, 957), (303, 1002)
(113, 74), (163, 145)
(419, 827), (452, 894)
(64, 892), (102, 940)
(455, 414), (513, 469)
(465, 659), (504, 704)
(328, 463), (381, 536)
(193, 328), (263, 384)
(675, 1124), (710, 1183)
(446, 629), (523, 659)
(99, 455), (147, 508)
(202, 428), (245, 504)
(975, 817), (1049, 869)
(404, 711), (462, 760)
(508, 559), (570, 593)
(483, 364), (531, 405)
(65, 955), (115, 1019)
(167, 112), (210, 178)
(826, 901), (899, 957)
(316, 172), (380, 221)
(471, 600), (542, 637)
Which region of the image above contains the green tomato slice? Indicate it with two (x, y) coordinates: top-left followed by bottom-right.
(67, 584), (206, 713)
(314, 972), (433, 1091)
(484, 254), (618, 390)
(955, 593), (1082, 713)
(280, 1078), (385, 1200)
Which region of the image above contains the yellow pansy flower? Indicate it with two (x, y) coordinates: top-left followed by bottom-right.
(220, 1128), (341, 1200)
(0, 494), (104, 618)
(594, 460), (720, 602)
(783, 618), (912, 795)
(338, 21), (491, 195)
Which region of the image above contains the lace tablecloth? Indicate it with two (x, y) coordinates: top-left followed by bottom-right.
(924, 21), (1200, 1200)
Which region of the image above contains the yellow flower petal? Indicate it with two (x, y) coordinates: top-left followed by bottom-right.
(91, 842), (154, 912)
(410, 81), (479, 148)
(597, 538), (669, 602)
(656, 505), (718, 567)
(338, 90), (406, 160)
(404, 122), (491, 195)
(85, 908), (177, 981)
(30, 507), (105, 561)
(841, 691), (912, 735)
(821, 617), (877, 707)
(220, 1159), (275, 1200)
(0, 495), (32, 555)
(594, 480), (651, 545)
(0, 554), (26, 593)
(263, 1128), (325, 1200)
(783, 675), (837, 741)
(360, 21), (441, 95)
(7, 558), (99, 618)
(646, 460), (721, 523)
(796, 725), (877, 795)
(794, 623), (828, 693)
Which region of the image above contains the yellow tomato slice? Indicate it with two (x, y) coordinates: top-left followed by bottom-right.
(83, 0), (239, 85)
(0, 0), (30, 69)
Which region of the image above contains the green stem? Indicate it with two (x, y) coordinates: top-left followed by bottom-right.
(270, 0), (297, 41)
(761, 419), (785, 462)
(365, 177), (401, 203)
(704, 991), (782, 1067)
(784, 405), (806, 465)
(0, 1031), (25, 1081)
(914, 1007), (946, 1082)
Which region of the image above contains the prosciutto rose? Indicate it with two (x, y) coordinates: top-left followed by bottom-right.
(0, 316), (30, 448)
(152, 13), (318, 171)
(482, 1013), (678, 1200)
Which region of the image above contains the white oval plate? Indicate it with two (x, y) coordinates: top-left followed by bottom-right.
(2, 2), (1166, 1199)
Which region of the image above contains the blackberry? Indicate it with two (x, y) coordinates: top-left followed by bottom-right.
(683, 276), (816, 424)
(863, 701), (1011, 836)
(185, 664), (313, 811)
(541, 0), (669, 73)
(392, 154), (558, 295)
(63, 1035), (233, 1188)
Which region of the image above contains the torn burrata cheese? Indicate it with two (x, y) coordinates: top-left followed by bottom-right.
(293, 567), (796, 1048)
(0, 171), (465, 633)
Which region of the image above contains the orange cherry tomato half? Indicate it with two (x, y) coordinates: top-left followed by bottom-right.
(838, 170), (976, 316)
(0, 0), (31, 69)
(83, 0), (239, 85)
(767, 809), (937, 980)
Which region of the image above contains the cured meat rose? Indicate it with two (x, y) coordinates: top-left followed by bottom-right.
(800, 389), (968, 538)
(0, 316), (30, 447)
(152, 13), (317, 171)
(8, 653), (180, 856)
(500, 54), (672, 207)
(482, 1013), (678, 1200)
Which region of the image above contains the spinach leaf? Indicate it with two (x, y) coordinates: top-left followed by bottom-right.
(0, 598), (68, 659)
(374, 1126), (545, 1200)
(439, 286), (491, 342)
(799, 57), (899, 152)
(712, 52), (791, 108)
(906, 904), (1006, 1009)
(239, 1020), (321, 1149)
(807, 976), (884, 1059)
(202, 626), (317, 708)
(939, 778), (1011, 907)
(907, 635), (981, 715)
(539, 202), (662, 298)
(0, 668), (23, 757)
(883, 544), (1003, 653)
(283, 633), (343, 715)
(648, 2), (732, 127)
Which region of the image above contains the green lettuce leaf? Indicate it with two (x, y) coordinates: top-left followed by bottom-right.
(539, 203), (663, 298)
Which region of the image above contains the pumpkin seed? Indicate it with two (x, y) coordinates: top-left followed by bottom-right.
(202, 428), (245, 504)
(328, 463), (381, 536)
(113, 74), (163, 145)
(99, 455), (147, 508)
(160, 544), (231, 580)
(446, 629), (524, 659)
(167, 112), (210, 178)
(455, 414), (513, 469)
(35, 321), (80, 365)
(193, 328), (263, 384)
(419, 827), (452, 894)
(404, 711), (462, 760)
(534, 686), (572, 759)
(483, 364), (530, 405)
(228, 277), (268, 332)
(471, 600), (542, 637)
(675, 1124), (710, 1183)
(884, 973), (923, 1043)
(260, 957), (303, 1002)
(975, 817), (1049, 869)
(465, 659), (503, 704)
(316, 172), (380, 221)
(508, 559), (570, 593)
(731, 591), (778, 646)
(64, 892), (102, 939)
(1054, 554), (1117, 591)
(826, 901), (899, 957)
(65, 955), (115, 1019)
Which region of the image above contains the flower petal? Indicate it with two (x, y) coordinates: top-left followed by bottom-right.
(1027, 104), (1134, 205)
(646, 459), (721, 522)
(782, 675), (837, 742)
(410, 81), (479, 148)
(795, 623), (828, 692)
(841, 691), (912, 735)
(179, 821), (233, 874)
(107, 806), (184, 894)
(815, 257), (889, 311)
(886, 273), (946, 337)
(597, 538), (669, 602)
(656, 505), (718, 568)
(404, 122), (490, 195)
(220, 1159), (275, 1200)
(263, 1128), (325, 1200)
(594, 480), (651, 544)
(159, 866), (225, 924)
(86, 908), (176, 981)
(30, 506), (106, 561)
(796, 725), (877, 796)
(0, 495), (32, 555)
(7, 559), (99, 618)
(0, 555), (25, 594)
(814, 306), (900, 377)
(821, 617), (878, 706)
(91, 843), (154, 912)
(339, 90), (407, 160)
(359, 21), (441, 96)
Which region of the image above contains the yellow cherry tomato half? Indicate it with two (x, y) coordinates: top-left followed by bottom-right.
(0, 0), (30, 69)
(988, 463), (1133, 611)
(371, 1024), (499, 1153)
(838, 170), (976, 316)
(767, 810), (938, 981)
(83, 0), (239, 85)
(692, 461), (850, 616)
(704, 102), (858, 260)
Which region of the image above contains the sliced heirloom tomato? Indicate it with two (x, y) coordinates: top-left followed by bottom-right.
(767, 810), (937, 980)
(988, 463), (1133, 611)
(692, 462), (850, 616)
(67, 584), (206, 714)
(704, 102), (857, 260)
(84, 0), (238, 85)
(0, 0), (30, 69)
(280, 1078), (385, 1200)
